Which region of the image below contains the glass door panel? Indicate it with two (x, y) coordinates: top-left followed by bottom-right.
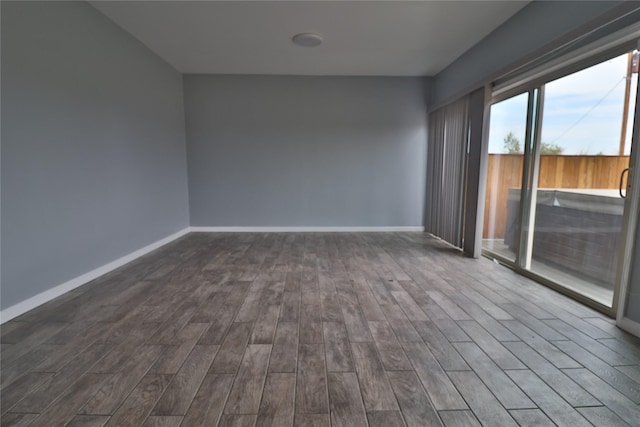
(527, 51), (638, 307)
(482, 93), (529, 261)
(619, 42), (640, 333)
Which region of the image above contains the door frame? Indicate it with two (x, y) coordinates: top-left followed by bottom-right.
(616, 41), (640, 333)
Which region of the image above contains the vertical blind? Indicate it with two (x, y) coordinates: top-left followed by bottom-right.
(426, 96), (470, 248)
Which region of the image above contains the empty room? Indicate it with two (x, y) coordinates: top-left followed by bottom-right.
(4, 1), (640, 426)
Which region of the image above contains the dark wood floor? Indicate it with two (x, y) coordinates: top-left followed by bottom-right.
(2, 232), (640, 427)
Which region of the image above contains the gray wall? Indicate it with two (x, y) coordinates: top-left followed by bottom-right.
(431, 1), (626, 107)
(1, 1), (189, 310)
(184, 75), (427, 227)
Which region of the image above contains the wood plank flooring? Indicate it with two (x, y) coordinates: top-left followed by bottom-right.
(2, 232), (640, 426)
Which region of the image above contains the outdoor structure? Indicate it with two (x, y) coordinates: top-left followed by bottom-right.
(505, 188), (623, 286)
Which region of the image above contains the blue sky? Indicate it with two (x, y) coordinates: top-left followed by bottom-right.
(488, 52), (638, 155)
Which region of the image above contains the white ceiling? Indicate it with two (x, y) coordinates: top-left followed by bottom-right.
(90, 1), (529, 76)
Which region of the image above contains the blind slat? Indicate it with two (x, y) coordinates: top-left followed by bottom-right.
(426, 96), (469, 247)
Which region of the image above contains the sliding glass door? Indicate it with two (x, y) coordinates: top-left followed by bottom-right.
(483, 48), (639, 310)
(482, 93), (529, 262)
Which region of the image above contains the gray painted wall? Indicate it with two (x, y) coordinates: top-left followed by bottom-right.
(184, 75), (427, 227)
(1, 1), (189, 310)
(431, 1), (625, 107)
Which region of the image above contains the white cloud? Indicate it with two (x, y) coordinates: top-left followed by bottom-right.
(488, 51), (638, 155)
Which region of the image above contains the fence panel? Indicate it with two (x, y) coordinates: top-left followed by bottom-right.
(482, 154), (630, 239)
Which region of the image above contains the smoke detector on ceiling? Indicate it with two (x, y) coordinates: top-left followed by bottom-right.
(292, 33), (323, 47)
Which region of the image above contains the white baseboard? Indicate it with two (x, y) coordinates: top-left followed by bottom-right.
(618, 316), (640, 338)
(189, 226), (425, 232)
(0, 227), (190, 324)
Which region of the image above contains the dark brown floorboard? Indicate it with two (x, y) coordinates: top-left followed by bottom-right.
(2, 232), (640, 425)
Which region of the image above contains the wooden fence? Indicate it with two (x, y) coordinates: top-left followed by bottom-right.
(483, 154), (630, 239)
